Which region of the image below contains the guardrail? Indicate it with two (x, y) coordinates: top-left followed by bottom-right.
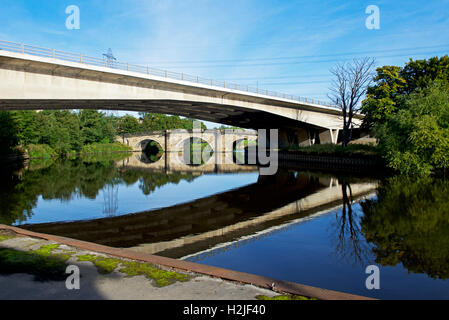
(0, 39), (336, 108)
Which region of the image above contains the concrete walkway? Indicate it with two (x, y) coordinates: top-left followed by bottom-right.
(0, 230), (279, 300)
(0, 225), (374, 300)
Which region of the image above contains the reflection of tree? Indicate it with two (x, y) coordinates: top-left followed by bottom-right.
(361, 176), (449, 279)
(0, 154), (200, 225)
(333, 182), (370, 265)
(102, 183), (119, 217)
(139, 173), (197, 195)
(0, 165), (35, 225)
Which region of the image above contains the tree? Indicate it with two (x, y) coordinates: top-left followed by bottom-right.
(79, 110), (117, 144)
(361, 66), (406, 129)
(139, 112), (206, 131)
(376, 85), (449, 175)
(0, 111), (20, 154)
(329, 57), (375, 147)
(119, 114), (142, 134)
(361, 55), (449, 129)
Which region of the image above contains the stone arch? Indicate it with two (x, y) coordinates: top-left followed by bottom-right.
(137, 138), (164, 153)
(222, 133), (258, 154)
(177, 136), (214, 166)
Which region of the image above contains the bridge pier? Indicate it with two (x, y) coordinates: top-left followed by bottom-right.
(279, 127), (316, 148)
(318, 129), (339, 144)
(279, 127), (340, 148)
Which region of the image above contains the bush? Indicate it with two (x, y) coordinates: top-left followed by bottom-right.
(27, 144), (57, 159)
(376, 85), (449, 176)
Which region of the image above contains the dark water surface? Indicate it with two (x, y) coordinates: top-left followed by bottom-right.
(1, 153), (448, 299)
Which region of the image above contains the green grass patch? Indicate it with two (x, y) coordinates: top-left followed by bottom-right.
(256, 295), (318, 301)
(77, 254), (121, 274)
(80, 142), (132, 155)
(119, 261), (190, 287)
(0, 235), (14, 242)
(0, 244), (72, 281)
(76, 254), (190, 286)
(0, 230), (16, 242)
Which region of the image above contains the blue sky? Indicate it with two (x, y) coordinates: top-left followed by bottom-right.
(0, 0), (448, 127)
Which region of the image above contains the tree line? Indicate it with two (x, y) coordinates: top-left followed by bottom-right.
(0, 110), (205, 157)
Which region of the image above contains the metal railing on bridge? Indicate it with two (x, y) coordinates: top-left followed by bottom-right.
(0, 39), (337, 109)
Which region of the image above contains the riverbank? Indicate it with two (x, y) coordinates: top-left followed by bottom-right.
(277, 144), (386, 175)
(26, 142), (133, 159)
(0, 225), (373, 300)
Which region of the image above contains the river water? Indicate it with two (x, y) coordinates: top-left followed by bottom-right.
(1, 152), (448, 299)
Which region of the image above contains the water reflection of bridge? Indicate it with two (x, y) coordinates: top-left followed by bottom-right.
(117, 152), (257, 174)
(23, 170), (377, 258)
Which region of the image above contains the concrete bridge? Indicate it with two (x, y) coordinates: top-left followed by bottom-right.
(117, 129), (258, 153)
(22, 170), (377, 258)
(0, 40), (363, 147)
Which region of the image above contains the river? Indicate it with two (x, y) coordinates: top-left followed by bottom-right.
(1, 152), (448, 299)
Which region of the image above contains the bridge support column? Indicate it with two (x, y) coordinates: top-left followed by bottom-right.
(279, 128), (314, 148)
(318, 129), (339, 144)
(279, 129), (294, 149)
(297, 128), (313, 147)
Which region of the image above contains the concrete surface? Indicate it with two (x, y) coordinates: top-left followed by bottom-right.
(0, 233), (278, 300)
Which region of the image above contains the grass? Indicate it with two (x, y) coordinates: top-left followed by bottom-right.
(0, 235), (14, 242)
(256, 295), (318, 301)
(0, 239), (189, 286)
(76, 254), (121, 274)
(119, 261), (190, 287)
(79, 142), (132, 155)
(0, 244), (72, 281)
(283, 143), (380, 157)
(0, 230), (16, 242)
(76, 254), (190, 286)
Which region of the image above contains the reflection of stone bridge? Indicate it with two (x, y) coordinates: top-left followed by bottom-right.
(117, 152), (257, 174)
(116, 129), (257, 153)
(23, 171), (377, 258)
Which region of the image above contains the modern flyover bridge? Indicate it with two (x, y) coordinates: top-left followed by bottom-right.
(0, 40), (363, 147)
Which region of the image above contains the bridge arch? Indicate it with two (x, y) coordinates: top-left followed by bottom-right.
(178, 137), (214, 166)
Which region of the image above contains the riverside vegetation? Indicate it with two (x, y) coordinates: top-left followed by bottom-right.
(0, 110), (206, 160)
(285, 55), (449, 177)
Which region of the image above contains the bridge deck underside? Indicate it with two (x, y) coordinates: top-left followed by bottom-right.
(0, 99), (324, 130)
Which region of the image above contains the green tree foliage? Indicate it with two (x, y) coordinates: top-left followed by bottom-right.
(362, 55), (449, 129)
(1, 109), (207, 158)
(79, 110), (116, 145)
(0, 111), (20, 154)
(119, 114), (142, 134)
(361, 176), (449, 279)
(139, 112), (206, 131)
(376, 85), (449, 175)
(361, 66), (406, 129)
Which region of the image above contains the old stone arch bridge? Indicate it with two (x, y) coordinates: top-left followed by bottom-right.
(117, 129), (258, 153)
